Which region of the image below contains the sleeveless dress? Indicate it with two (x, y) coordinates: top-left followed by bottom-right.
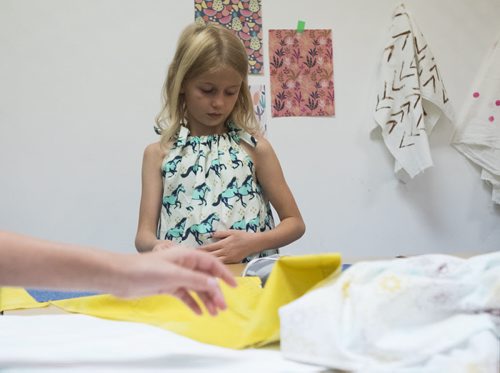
(157, 121), (278, 263)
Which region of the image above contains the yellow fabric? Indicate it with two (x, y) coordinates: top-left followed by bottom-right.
(0, 287), (49, 311)
(1, 254), (341, 349)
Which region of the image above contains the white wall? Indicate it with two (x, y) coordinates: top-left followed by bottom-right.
(1, 0), (499, 259)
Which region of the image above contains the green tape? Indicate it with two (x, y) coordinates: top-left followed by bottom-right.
(297, 20), (305, 33)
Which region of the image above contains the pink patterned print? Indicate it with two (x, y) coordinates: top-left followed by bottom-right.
(269, 29), (334, 117)
(194, 0), (263, 75)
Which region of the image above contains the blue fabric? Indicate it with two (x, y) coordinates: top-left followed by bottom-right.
(342, 264), (352, 271)
(26, 289), (98, 302)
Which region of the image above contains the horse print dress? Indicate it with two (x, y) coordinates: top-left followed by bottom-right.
(157, 121), (278, 263)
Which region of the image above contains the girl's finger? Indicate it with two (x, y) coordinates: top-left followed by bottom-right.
(212, 230), (231, 239)
(199, 243), (219, 252)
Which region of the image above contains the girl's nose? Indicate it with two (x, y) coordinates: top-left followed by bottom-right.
(212, 93), (224, 108)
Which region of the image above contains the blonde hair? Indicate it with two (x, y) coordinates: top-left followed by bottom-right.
(156, 22), (259, 146)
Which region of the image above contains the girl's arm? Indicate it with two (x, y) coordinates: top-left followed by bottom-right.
(135, 143), (176, 252)
(249, 136), (306, 250)
(201, 137), (305, 263)
(0, 231), (236, 315)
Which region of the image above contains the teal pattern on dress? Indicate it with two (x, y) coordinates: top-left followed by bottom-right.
(158, 121), (277, 263)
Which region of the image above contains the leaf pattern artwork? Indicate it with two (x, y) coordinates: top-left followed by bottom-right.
(269, 29), (334, 117)
(249, 84), (267, 132)
(194, 0), (263, 75)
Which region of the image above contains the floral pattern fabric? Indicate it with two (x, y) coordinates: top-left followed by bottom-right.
(249, 84), (267, 132)
(158, 122), (277, 263)
(269, 29), (335, 117)
(194, 0), (263, 75)
(280, 252), (500, 371)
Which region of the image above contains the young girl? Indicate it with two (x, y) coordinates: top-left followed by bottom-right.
(135, 23), (305, 264)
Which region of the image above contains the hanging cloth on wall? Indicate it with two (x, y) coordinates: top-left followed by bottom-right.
(373, 3), (453, 181)
(452, 36), (500, 204)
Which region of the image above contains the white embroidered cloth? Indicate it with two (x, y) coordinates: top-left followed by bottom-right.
(373, 3), (453, 181)
(279, 252), (500, 372)
(452, 36), (500, 204)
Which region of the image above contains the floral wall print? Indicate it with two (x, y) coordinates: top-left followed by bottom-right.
(249, 84), (267, 132)
(269, 29), (334, 117)
(194, 0), (263, 74)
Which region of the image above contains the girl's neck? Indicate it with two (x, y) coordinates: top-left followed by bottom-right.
(186, 122), (229, 137)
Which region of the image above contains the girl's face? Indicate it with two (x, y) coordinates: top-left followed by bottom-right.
(182, 66), (242, 136)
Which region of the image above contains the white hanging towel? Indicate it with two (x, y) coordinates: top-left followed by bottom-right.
(452, 36), (500, 204)
(373, 3), (453, 181)
(279, 252), (500, 372)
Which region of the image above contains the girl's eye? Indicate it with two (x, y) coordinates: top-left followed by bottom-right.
(225, 91), (237, 96)
(201, 88), (213, 94)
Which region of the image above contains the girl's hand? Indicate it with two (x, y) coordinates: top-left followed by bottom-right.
(200, 230), (259, 264)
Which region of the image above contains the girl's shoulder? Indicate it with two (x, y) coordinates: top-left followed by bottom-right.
(143, 140), (173, 163)
(231, 124), (267, 148)
(239, 132), (276, 169)
(251, 133), (274, 157)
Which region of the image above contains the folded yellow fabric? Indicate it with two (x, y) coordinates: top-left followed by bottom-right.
(0, 287), (48, 311)
(1, 254), (341, 349)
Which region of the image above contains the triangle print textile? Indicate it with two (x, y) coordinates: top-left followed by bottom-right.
(194, 0), (264, 75)
(269, 29), (334, 117)
(452, 36), (500, 204)
(373, 4), (453, 181)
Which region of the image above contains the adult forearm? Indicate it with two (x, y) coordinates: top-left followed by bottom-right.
(0, 231), (123, 292)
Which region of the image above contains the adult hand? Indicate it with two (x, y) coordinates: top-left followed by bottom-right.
(151, 240), (177, 252)
(200, 230), (258, 264)
(113, 247), (237, 316)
